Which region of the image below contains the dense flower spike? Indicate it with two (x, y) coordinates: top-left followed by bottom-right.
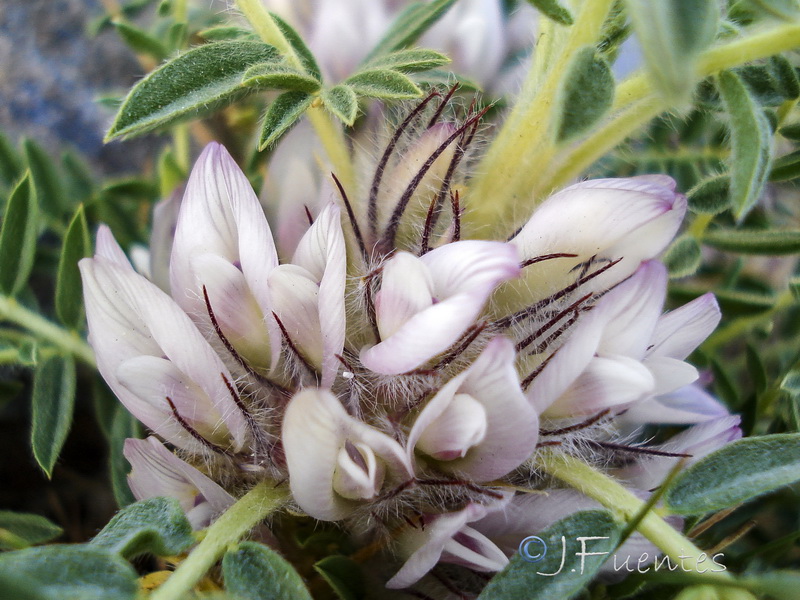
(82, 92), (736, 592)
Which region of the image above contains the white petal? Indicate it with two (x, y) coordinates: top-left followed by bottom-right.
(332, 442), (385, 501)
(622, 384), (730, 425)
(361, 241), (519, 375)
(415, 393), (488, 461)
(644, 355), (699, 395)
(442, 525), (509, 572)
(649, 293), (720, 360)
(292, 203), (347, 386)
(96, 225), (132, 268)
(374, 252), (434, 340)
(270, 264), (323, 370)
(545, 354), (656, 418)
(124, 437), (234, 529)
(282, 389), (411, 521)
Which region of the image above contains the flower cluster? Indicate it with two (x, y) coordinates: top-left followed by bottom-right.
(80, 96), (738, 590)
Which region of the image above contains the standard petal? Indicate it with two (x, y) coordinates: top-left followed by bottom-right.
(648, 293), (721, 360)
(124, 437), (234, 529)
(374, 252), (434, 340)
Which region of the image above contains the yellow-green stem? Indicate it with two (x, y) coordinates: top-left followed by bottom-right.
(466, 0), (616, 230)
(0, 296), (95, 368)
(151, 482), (289, 600)
(538, 452), (739, 586)
(234, 0), (355, 191)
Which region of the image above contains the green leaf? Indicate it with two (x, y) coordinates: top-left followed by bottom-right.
(0, 173), (38, 296)
(362, 48), (450, 73)
(742, 571), (800, 600)
(110, 405), (141, 507)
(345, 69), (421, 100)
(737, 57), (800, 106)
(112, 21), (168, 61)
(781, 368), (800, 399)
(747, 0), (800, 21)
(525, 0), (574, 25)
(313, 555), (365, 600)
(666, 433), (800, 514)
(31, 355), (76, 478)
(61, 151), (95, 205)
(106, 41), (280, 140)
(0, 512), (62, 551)
(321, 85), (359, 126)
(779, 122), (800, 140)
(198, 26), (257, 42)
(663, 235), (702, 278)
(0, 546), (138, 600)
(91, 497), (194, 559)
(157, 148), (186, 197)
(556, 47), (614, 141)
(0, 131), (22, 189)
(626, 0), (719, 105)
(223, 541), (313, 600)
(746, 342), (768, 395)
(365, 0), (458, 61)
(270, 13), (322, 81)
(686, 174), (731, 215)
(23, 138), (63, 218)
(478, 510), (622, 599)
(258, 91), (313, 151)
(702, 228), (800, 255)
(717, 70), (772, 220)
(242, 62), (321, 93)
(770, 149), (800, 181)
(55, 206), (91, 328)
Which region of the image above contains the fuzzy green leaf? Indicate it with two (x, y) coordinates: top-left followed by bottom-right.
(0, 173), (38, 296)
(748, 0), (800, 20)
(91, 497), (194, 559)
(525, 0), (574, 25)
(0, 512), (62, 551)
(702, 229), (800, 255)
(198, 26), (257, 42)
(779, 122), (800, 141)
(112, 21), (168, 61)
(362, 48), (450, 73)
(770, 149), (800, 182)
(718, 70), (772, 220)
(243, 62), (321, 93)
(321, 85), (359, 126)
(106, 41), (280, 140)
(626, 0), (720, 105)
(0, 546), (138, 600)
(478, 510), (622, 599)
(365, 0), (458, 60)
(664, 235), (702, 278)
(55, 206), (91, 328)
(258, 91), (313, 151)
(31, 355), (76, 478)
(686, 174), (730, 215)
(223, 541), (313, 600)
(23, 139), (63, 218)
(345, 69), (421, 100)
(270, 13), (322, 81)
(557, 47), (614, 141)
(0, 131), (22, 189)
(110, 405), (141, 507)
(313, 555), (364, 600)
(61, 151), (94, 205)
(666, 434), (800, 514)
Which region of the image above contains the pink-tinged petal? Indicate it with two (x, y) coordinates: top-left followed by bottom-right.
(648, 293), (721, 360)
(170, 143), (278, 350)
(387, 501), (510, 589)
(96, 225), (132, 268)
(194, 253), (272, 371)
(416, 393), (488, 461)
(622, 384), (730, 425)
(596, 261), (666, 357)
(617, 416), (742, 490)
(374, 252), (434, 339)
(455, 337), (539, 480)
(124, 437), (234, 529)
(270, 264), (323, 369)
(361, 241), (519, 375)
(332, 442), (386, 501)
(282, 389), (411, 521)
(512, 176), (685, 267)
(644, 355), (699, 395)
(292, 203), (347, 387)
(545, 355), (656, 418)
(80, 256), (248, 451)
(149, 188), (182, 292)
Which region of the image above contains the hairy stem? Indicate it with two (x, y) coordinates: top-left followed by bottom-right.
(537, 452), (740, 585)
(0, 296), (95, 367)
(151, 482), (289, 600)
(235, 0), (355, 191)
